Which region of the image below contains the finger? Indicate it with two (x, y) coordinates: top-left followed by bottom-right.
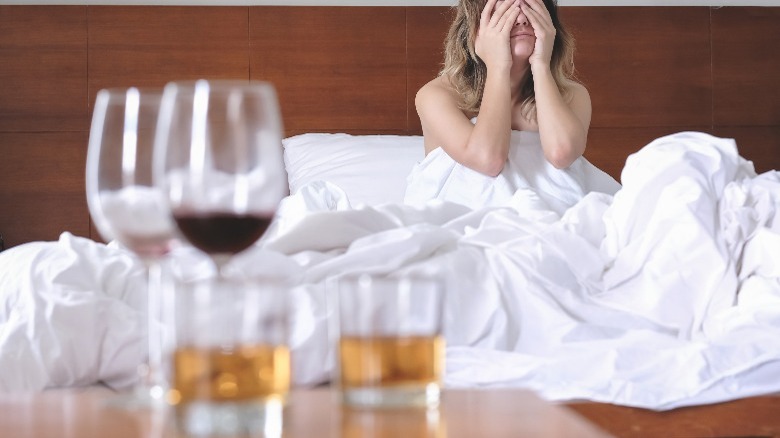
(501, 5), (523, 33)
(524, 0), (553, 27)
(481, 0), (497, 29)
(522, 3), (543, 30)
(490, 0), (516, 27)
(521, 4), (535, 25)
(525, 0), (547, 15)
(494, 0), (520, 29)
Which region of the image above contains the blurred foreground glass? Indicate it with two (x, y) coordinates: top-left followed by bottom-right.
(167, 277), (290, 436)
(336, 275), (445, 409)
(153, 79), (287, 274)
(85, 87), (175, 407)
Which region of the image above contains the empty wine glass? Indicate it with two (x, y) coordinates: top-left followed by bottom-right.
(86, 87), (176, 407)
(153, 79), (287, 273)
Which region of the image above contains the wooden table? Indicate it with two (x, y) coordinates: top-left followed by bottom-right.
(0, 387), (611, 437)
(569, 395), (780, 438)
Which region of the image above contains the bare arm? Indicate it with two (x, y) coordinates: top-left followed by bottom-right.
(416, 0), (522, 177)
(533, 70), (591, 169)
(524, 0), (591, 169)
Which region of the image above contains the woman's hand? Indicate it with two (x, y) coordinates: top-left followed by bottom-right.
(522, 0), (556, 70)
(475, 0), (522, 72)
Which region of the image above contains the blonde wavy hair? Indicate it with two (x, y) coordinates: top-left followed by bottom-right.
(440, 0), (578, 119)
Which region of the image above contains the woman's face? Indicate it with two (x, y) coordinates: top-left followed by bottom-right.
(489, 0), (536, 61)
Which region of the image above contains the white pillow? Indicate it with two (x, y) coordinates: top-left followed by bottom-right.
(282, 133), (424, 206)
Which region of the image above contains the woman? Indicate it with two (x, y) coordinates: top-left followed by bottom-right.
(405, 0), (619, 214)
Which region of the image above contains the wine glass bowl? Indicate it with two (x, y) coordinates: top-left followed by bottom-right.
(154, 80), (287, 266)
(86, 87), (176, 258)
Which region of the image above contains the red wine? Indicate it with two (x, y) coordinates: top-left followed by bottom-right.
(173, 212), (274, 255)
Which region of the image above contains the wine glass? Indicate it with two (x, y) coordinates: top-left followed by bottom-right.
(86, 87), (176, 407)
(153, 79), (287, 273)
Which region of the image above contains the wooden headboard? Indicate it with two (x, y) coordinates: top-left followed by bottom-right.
(0, 5), (778, 248)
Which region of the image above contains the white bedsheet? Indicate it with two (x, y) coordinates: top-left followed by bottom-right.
(404, 129), (622, 215)
(1, 132), (779, 410)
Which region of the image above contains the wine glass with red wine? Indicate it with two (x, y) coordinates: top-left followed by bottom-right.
(86, 87), (176, 407)
(153, 80), (287, 272)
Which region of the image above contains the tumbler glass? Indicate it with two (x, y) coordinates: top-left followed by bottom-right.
(336, 274), (445, 409)
(167, 277), (290, 436)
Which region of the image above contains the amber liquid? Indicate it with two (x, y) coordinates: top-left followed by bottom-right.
(169, 344), (290, 405)
(339, 335), (444, 388)
(173, 212), (273, 255)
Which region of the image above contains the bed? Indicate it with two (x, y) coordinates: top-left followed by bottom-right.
(1, 3), (779, 437)
(2, 128), (780, 436)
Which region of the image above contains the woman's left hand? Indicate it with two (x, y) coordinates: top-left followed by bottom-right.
(522, 0), (556, 70)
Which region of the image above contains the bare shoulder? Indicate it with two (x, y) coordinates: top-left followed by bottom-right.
(565, 80), (593, 131)
(566, 80), (591, 105)
(416, 76), (459, 112)
(415, 76), (472, 155)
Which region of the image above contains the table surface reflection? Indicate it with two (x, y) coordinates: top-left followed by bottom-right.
(0, 387), (612, 437)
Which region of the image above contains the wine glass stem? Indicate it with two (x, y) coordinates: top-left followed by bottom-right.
(211, 254), (230, 279)
(141, 258), (166, 402)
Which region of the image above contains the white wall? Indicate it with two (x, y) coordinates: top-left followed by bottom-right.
(2, 0), (779, 5)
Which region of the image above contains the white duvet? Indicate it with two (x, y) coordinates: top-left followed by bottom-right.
(1, 132), (779, 410)
(404, 129), (622, 215)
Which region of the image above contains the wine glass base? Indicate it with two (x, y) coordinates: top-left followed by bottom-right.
(103, 384), (167, 411)
(175, 399), (283, 437)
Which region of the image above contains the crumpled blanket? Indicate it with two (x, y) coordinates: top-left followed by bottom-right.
(1, 132), (778, 410)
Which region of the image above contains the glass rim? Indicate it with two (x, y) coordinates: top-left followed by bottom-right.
(93, 87), (164, 105)
(161, 79), (278, 95)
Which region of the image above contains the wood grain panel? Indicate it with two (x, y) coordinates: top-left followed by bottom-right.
(712, 7), (780, 126)
(88, 6), (249, 106)
(569, 395), (780, 438)
(407, 6), (452, 135)
(586, 126), (712, 182)
(1, 5), (777, 249)
(562, 7), (712, 128)
(714, 126), (780, 174)
(0, 6), (87, 132)
(0, 132), (90, 248)
(250, 7), (407, 135)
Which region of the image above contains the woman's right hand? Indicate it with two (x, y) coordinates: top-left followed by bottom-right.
(475, 0), (522, 72)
